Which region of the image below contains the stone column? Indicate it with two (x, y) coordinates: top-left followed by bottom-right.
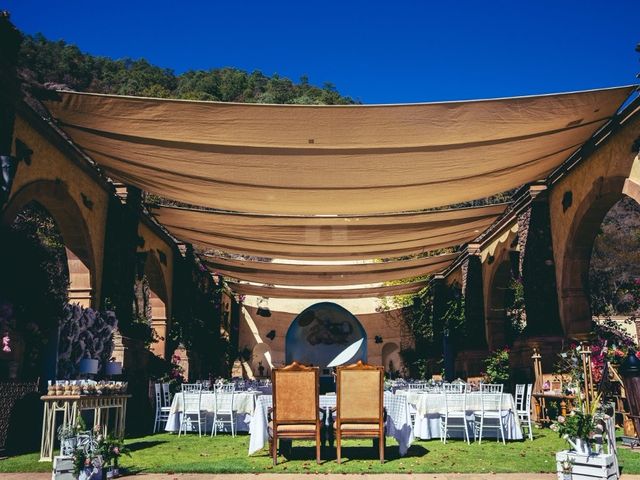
(0, 13), (22, 207)
(455, 244), (489, 378)
(510, 186), (565, 380)
(462, 243), (488, 350)
(519, 189), (563, 337)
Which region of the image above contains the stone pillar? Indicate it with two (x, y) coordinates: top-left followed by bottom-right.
(462, 244), (488, 350)
(431, 274), (448, 358)
(519, 189), (563, 337)
(510, 186), (565, 380)
(0, 13), (22, 207)
(455, 244), (489, 378)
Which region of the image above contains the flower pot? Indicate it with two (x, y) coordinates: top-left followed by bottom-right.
(571, 438), (591, 455)
(78, 466), (102, 480)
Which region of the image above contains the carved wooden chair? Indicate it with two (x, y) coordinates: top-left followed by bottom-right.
(270, 362), (320, 465)
(335, 360), (385, 464)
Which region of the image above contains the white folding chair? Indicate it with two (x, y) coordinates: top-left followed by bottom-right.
(480, 383), (503, 394)
(440, 391), (470, 444)
(182, 383), (203, 393)
(517, 383), (533, 441)
(474, 391), (506, 444)
(153, 383), (171, 433)
(178, 390), (206, 437)
(212, 390), (236, 437)
(161, 383), (172, 408)
(216, 383), (235, 393)
(443, 383), (467, 394)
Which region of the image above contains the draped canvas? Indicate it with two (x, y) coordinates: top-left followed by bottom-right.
(163, 223), (488, 260)
(226, 281), (429, 299)
(152, 203), (504, 253)
(204, 252), (456, 286)
(44, 86), (634, 215)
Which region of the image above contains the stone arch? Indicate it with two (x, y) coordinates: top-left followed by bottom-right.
(285, 302), (367, 370)
(3, 180), (95, 307)
(381, 342), (400, 374)
(560, 176), (633, 336)
(251, 342), (272, 377)
(144, 252), (169, 358)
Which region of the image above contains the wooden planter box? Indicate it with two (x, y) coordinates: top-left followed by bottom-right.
(556, 450), (618, 480)
(52, 455), (75, 480)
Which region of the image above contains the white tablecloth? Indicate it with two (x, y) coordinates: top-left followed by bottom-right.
(248, 392), (414, 456)
(397, 391), (523, 440)
(165, 391), (261, 433)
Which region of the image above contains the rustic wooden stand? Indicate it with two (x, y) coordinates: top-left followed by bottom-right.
(39, 394), (130, 462)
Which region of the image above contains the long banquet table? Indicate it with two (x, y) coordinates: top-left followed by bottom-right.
(165, 391), (260, 433)
(248, 392), (414, 456)
(397, 391), (523, 440)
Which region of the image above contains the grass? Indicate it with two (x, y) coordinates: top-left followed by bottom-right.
(3, 428), (640, 474)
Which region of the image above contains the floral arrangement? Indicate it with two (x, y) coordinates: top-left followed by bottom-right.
(158, 353), (185, 395)
(551, 393), (604, 450)
(482, 347), (510, 384)
(71, 448), (102, 479)
(57, 304), (118, 379)
(96, 431), (129, 469)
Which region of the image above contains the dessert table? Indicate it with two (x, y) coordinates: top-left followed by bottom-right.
(248, 392), (414, 456)
(397, 391), (523, 440)
(164, 391), (260, 433)
(40, 394), (130, 461)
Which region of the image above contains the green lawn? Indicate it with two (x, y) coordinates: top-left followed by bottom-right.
(2, 428), (640, 474)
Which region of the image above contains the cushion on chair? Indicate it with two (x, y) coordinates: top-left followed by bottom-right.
(335, 422), (381, 431)
(268, 421), (317, 434)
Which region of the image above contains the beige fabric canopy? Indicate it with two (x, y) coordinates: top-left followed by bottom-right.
(153, 203), (504, 260)
(45, 86), (634, 215)
(205, 252), (456, 286)
(227, 281), (428, 299)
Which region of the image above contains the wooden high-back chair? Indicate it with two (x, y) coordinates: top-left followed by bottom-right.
(271, 362), (320, 465)
(335, 360), (385, 464)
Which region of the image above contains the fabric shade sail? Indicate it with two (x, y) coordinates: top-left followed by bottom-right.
(205, 252), (456, 286)
(44, 86), (634, 215)
(226, 281), (429, 299)
(152, 203), (505, 260)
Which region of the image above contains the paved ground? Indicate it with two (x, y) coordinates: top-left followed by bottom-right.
(5, 474), (640, 480)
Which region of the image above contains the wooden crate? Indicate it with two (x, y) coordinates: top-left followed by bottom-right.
(52, 455), (75, 480)
(556, 450), (618, 480)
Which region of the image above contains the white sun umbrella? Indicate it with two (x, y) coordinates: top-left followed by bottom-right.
(326, 338), (365, 368)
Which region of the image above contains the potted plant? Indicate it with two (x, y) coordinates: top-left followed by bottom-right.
(71, 447), (102, 480)
(551, 393), (604, 455)
(58, 415), (90, 456)
(97, 433), (129, 478)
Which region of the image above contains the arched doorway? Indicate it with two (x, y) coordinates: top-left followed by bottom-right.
(251, 343), (272, 378)
(0, 201), (70, 380)
(589, 196), (640, 328)
(3, 180), (95, 308)
(381, 342), (400, 376)
(560, 177), (629, 336)
(286, 302), (367, 374)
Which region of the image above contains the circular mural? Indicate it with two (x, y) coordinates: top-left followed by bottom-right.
(285, 302), (367, 371)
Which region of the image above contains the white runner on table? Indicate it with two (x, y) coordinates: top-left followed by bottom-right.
(396, 391), (523, 440)
(248, 392), (413, 456)
(165, 391), (261, 433)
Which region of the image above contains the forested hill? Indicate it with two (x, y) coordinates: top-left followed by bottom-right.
(17, 33), (356, 105)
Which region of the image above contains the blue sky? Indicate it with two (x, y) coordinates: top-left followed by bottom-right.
(4, 0), (638, 103)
